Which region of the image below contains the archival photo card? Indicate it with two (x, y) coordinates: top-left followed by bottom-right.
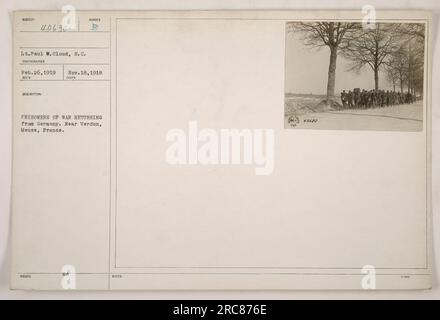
(11, 10), (431, 290)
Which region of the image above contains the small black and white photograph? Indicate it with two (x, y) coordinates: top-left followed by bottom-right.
(285, 21), (426, 131)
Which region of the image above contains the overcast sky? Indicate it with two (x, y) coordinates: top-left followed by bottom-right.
(285, 32), (393, 95)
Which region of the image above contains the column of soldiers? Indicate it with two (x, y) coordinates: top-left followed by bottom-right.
(340, 89), (416, 110)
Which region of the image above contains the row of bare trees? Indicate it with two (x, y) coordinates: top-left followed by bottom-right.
(288, 22), (425, 107)
(384, 24), (425, 96)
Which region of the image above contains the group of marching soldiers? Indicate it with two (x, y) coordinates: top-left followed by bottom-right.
(340, 89), (417, 109)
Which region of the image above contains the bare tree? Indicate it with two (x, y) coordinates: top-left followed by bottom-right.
(342, 24), (401, 90)
(405, 24), (425, 95)
(406, 38), (425, 95)
(395, 23), (425, 41)
(384, 45), (408, 93)
(381, 24), (425, 95)
(288, 22), (359, 107)
(385, 64), (399, 92)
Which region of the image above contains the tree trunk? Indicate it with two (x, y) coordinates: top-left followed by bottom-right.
(374, 68), (379, 91)
(326, 45), (337, 104)
(374, 39), (379, 91)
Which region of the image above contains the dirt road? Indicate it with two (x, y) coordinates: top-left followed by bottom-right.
(285, 101), (423, 131)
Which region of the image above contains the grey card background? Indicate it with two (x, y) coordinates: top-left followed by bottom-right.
(1, 0), (439, 299)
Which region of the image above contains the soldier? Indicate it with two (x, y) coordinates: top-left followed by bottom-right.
(359, 90), (363, 108)
(363, 90), (368, 109)
(398, 92), (403, 104)
(341, 90), (347, 108)
(361, 89), (367, 109)
(369, 90), (375, 109)
(347, 90), (353, 109)
(374, 90), (379, 108)
(380, 90), (385, 108)
(364, 90), (370, 109)
(353, 89), (360, 109)
(406, 92), (412, 104)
